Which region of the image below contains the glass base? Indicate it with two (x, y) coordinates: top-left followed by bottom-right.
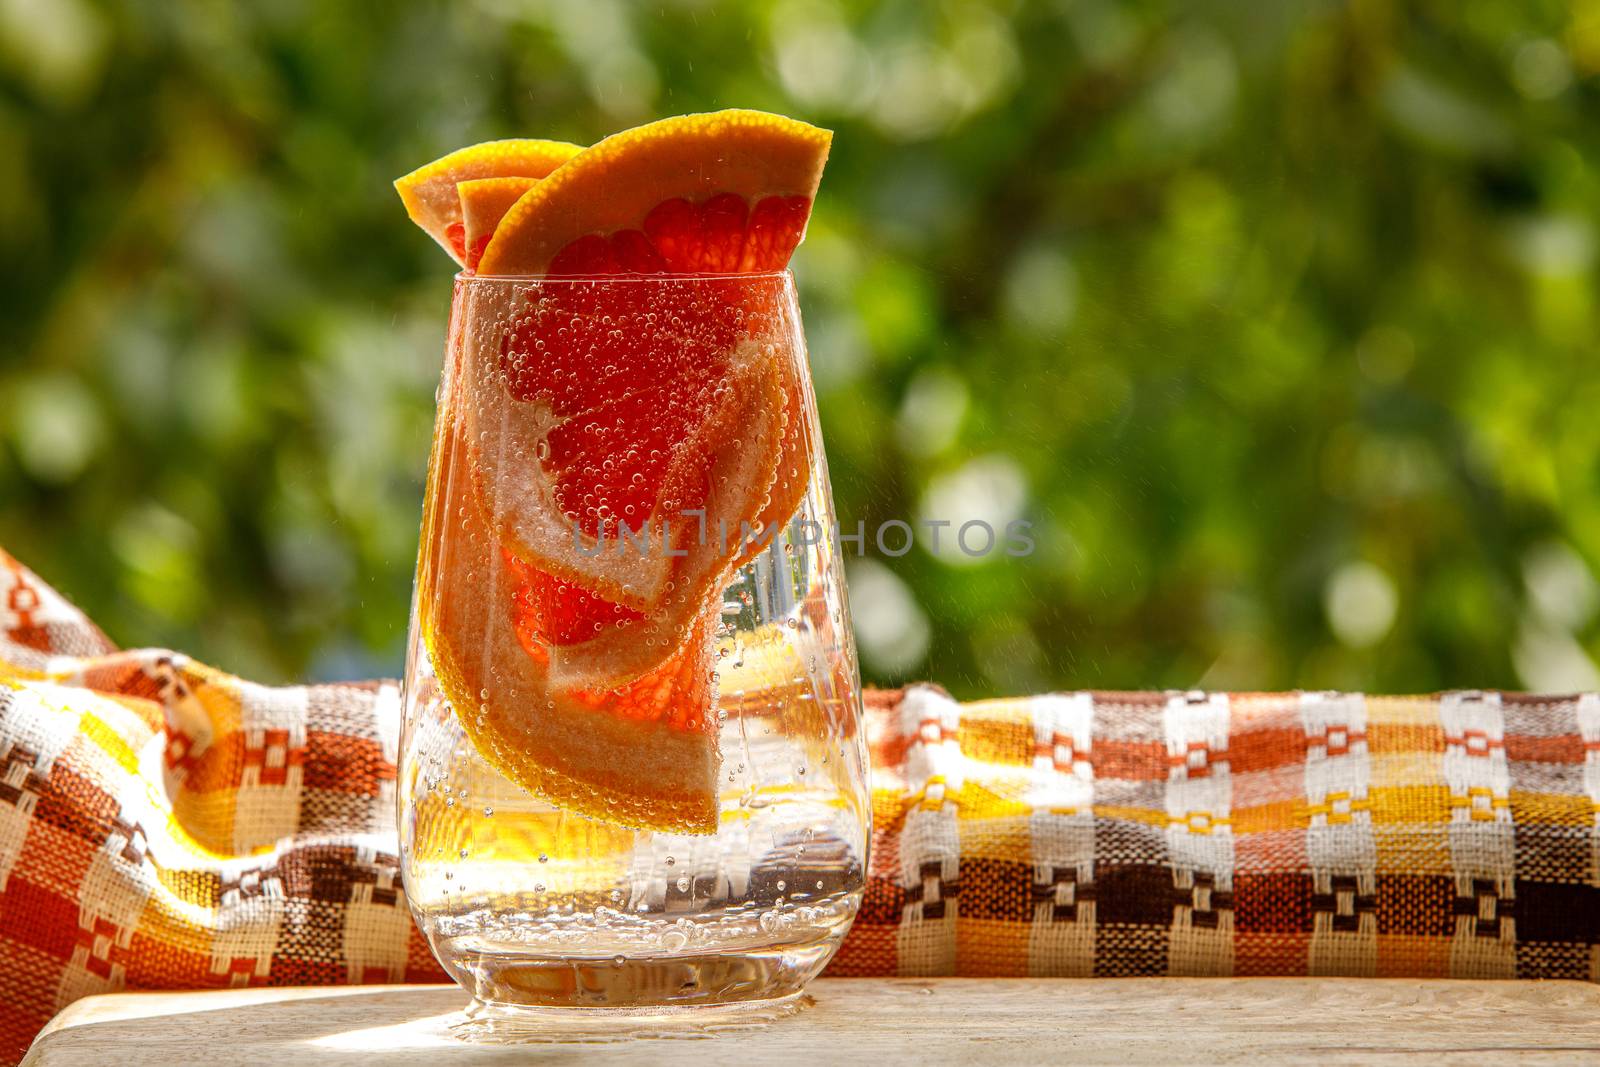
(443, 938), (838, 1015)
(453, 989), (813, 1043)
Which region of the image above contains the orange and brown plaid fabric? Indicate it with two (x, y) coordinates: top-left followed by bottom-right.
(0, 549), (446, 1062)
(2, 546), (1598, 1061)
(834, 685), (1599, 981)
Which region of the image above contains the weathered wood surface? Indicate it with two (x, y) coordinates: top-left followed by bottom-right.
(25, 978), (1600, 1065)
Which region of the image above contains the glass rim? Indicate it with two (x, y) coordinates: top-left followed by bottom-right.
(455, 268), (793, 284)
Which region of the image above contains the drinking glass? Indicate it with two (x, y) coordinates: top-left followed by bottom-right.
(398, 271), (868, 1018)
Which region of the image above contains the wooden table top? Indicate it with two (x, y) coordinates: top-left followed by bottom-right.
(24, 977), (1600, 1065)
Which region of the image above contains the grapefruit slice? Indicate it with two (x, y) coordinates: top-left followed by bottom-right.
(419, 410), (723, 833)
(472, 113), (828, 579)
(457, 177), (538, 271)
(395, 139), (580, 265)
(476, 110), (830, 277)
(468, 111), (827, 609)
(455, 282), (789, 690)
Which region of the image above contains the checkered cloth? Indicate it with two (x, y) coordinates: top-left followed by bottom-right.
(836, 686), (1599, 980)
(2, 546), (1598, 1062)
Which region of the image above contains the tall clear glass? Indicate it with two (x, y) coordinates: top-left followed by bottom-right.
(399, 271), (868, 1018)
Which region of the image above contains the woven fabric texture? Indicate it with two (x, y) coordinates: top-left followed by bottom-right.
(2, 546), (1598, 1061)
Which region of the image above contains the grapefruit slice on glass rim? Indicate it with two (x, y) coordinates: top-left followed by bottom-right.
(457, 177), (538, 271)
(414, 110), (830, 832)
(477, 110), (829, 277)
(394, 139), (580, 265)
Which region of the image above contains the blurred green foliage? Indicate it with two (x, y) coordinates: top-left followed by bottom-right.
(4, 0), (1600, 698)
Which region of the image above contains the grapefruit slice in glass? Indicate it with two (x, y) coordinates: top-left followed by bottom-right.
(394, 139), (580, 265)
(420, 413), (724, 833)
(454, 278), (790, 691)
